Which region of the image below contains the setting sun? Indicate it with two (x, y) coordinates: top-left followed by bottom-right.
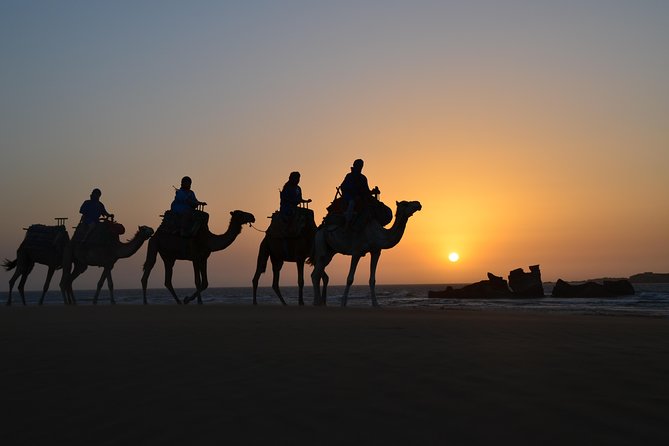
(448, 252), (460, 263)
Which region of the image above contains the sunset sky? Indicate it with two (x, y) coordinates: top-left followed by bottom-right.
(1, 1), (667, 291)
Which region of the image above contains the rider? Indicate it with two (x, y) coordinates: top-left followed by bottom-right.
(170, 176), (207, 236)
(79, 188), (114, 241)
(340, 159), (375, 226)
(279, 171), (311, 220)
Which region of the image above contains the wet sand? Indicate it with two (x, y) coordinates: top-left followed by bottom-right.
(2, 305), (668, 445)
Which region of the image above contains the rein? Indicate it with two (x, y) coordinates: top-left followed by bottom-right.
(249, 223), (267, 233)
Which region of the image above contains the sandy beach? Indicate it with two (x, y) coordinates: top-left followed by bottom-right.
(2, 306), (668, 445)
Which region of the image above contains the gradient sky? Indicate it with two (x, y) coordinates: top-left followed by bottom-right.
(1, 1), (668, 290)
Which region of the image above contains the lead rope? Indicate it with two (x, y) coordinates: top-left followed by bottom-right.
(249, 223), (267, 233)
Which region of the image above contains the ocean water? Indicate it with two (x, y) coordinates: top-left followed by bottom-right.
(3, 283), (669, 317)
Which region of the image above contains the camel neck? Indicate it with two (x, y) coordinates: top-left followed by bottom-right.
(117, 232), (148, 259)
(207, 221), (243, 252)
(380, 211), (410, 249)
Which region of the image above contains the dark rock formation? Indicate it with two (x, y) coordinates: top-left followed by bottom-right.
(428, 273), (513, 299)
(551, 279), (635, 298)
(629, 272), (669, 283)
(508, 265), (544, 297)
(429, 265), (546, 299)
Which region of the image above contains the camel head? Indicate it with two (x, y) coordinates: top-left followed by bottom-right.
(396, 201), (422, 218)
(137, 225), (155, 240)
(230, 210), (256, 227)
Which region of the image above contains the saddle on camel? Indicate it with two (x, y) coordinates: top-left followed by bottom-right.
(322, 187), (392, 231)
(266, 205), (316, 239)
(158, 208), (209, 238)
(72, 217), (126, 244)
(22, 223), (69, 250)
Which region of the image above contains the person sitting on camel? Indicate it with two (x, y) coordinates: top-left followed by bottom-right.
(79, 188), (114, 242)
(280, 171), (311, 221)
(170, 176), (207, 236)
(340, 159), (378, 227)
(274, 171), (312, 236)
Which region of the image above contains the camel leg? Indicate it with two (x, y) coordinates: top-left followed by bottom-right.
(59, 269), (70, 305)
(311, 258), (327, 306)
(195, 260), (209, 305)
(368, 250), (381, 307)
(322, 271), (329, 304)
(7, 269), (21, 306)
(296, 260), (305, 306)
(341, 255), (362, 307)
(251, 238), (270, 305)
(141, 238), (158, 305)
(311, 252), (334, 306)
(59, 247), (76, 305)
(17, 265), (33, 306)
(184, 261), (201, 305)
(93, 269), (108, 305)
(140, 267), (151, 304)
(270, 258), (286, 306)
(93, 268), (115, 304)
(39, 266), (56, 305)
(67, 263), (88, 305)
(59, 253), (70, 305)
(107, 270), (115, 305)
(310, 266), (322, 306)
(251, 268), (261, 305)
(310, 231), (326, 306)
(162, 258), (182, 305)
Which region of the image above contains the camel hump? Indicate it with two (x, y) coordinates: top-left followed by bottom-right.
(322, 197), (392, 231)
(72, 221), (121, 244)
(372, 200), (393, 226)
(268, 208), (315, 239)
(159, 209), (209, 238)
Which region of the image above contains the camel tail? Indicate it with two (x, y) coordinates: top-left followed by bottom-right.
(3, 258), (17, 271)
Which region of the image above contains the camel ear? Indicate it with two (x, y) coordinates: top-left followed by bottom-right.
(396, 201), (399, 205)
(230, 211), (233, 216)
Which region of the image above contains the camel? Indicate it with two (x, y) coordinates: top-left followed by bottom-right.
(3, 225), (70, 305)
(251, 213), (328, 305)
(141, 210), (255, 305)
(59, 225), (155, 305)
(310, 200), (422, 307)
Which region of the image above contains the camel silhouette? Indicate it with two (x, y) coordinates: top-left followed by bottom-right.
(251, 211), (328, 305)
(3, 224), (70, 305)
(141, 210), (255, 305)
(310, 200), (421, 306)
(59, 223), (154, 305)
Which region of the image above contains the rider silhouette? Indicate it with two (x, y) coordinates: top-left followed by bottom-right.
(80, 188), (113, 241)
(170, 176), (207, 236)
(340, 159), (375, 226)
